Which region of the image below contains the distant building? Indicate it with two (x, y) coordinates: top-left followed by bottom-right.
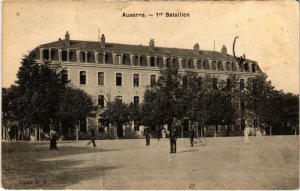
(33, 31), (262, 139)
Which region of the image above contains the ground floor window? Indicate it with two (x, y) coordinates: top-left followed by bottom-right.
(134, 124), (140, 131)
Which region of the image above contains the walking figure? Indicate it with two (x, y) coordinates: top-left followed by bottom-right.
(87, 128), (97, 147)
(169, 128), (178, 153)
(145, 127), (151, 146)
(190, 128), (195, 147)
(157, 126), (162, 141)
(244, 120), (250, 144)
(50, 127), (58, 150)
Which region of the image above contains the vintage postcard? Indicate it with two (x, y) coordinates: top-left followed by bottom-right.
(1, 1), (299, 190)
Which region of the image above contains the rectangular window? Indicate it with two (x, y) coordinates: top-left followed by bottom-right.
(115, 55), (121, 65)
(240, 79), (245, 90)
(134, 96), (139, 105)
(62, 70), (68, 84)
(43, 49), (49, 60)
(133, 74), (139, 87)
(80, 71), (86, 85)
(80, 52), (85, 62)
(98, 72), (104, 85)
(62, 50), (68, 61)
(116, 73), (122, 86)
(98, 95), (105, 108)
(98, 118), (104, 132)
(150, 75), (156, 86)
(150, 57), (155, 67)
(134, 124), (140, 131)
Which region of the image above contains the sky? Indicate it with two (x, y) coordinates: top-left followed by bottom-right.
(2, 1), (299, 94)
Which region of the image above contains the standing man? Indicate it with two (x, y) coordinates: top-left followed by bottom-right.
(50, 127), (58, 150)
(157, 126), (162, 141)
(87, 127), (97, 147)
(190, 128), (195, 147)
(169, 127), (178, 153)
(244, 120), (250, 144)
(145, 127), (151, 146)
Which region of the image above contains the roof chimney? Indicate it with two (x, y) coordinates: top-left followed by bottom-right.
(194, 43), (200, 54)
(149, 39), (155, 51)
(65, 31), (70, 46)
(101, 34), (105, 48)
(221, 45), (227, 55)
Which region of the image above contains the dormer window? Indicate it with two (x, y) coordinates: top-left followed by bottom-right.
(150, 57), (155, 67)
(217, 61), (224, 71)
(115, 54), (122, 65)
(211, 61), (217, 70)
(80, 52), (86, 62)
(43, 49), (49, 60)
(252, 64), (256, 72)
(51, 49), (59, 61)
(62, 50), (68, 61)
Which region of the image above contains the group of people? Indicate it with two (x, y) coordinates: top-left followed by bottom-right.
(50, 121), (252, 151)
(143, 126), (196, 154)
(49, 127), (97, 150)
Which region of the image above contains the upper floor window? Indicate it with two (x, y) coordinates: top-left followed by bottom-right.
(150, 75), (156, 86)
(134, 96), (139, 105)
(116, 73), (122, 86)
(98, 53), (104, 64)
(133, 56), (139, 66)
(43, 49), (49, 60)
(80, 52), (86, 62)
(61, 70), (68, 84)
(115, 54), (122, 65)
(62, 50), (68, 61)
(240, 79), (245, 90)
(252, 64), (256, 72)
(98, 72), (104, 85)
(80, 71), (86, 85)
(98, 95), (105, 108)
(150, 57), (155, 67)
(133, 74), (139, 87)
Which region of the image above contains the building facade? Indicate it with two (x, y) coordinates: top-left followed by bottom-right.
(34, 31), (263, 139)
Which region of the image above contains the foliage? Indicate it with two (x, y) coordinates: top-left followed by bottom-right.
(2, 53), (93, 133)
(57, 87), (94, 127)
(100, 98), (129, 129)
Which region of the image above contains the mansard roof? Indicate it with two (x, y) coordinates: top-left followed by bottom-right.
(39, 39), (257, 63)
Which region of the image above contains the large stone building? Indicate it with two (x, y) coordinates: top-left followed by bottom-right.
(34, 31), (262, 139)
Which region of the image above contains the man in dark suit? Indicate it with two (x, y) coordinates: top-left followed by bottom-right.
(190, 128), (195, 147)
(145, 127), (151, 146)
(87, 128), (97, 147)
(169, 127), (178, 153)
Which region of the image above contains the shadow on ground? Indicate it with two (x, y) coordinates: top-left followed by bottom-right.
(2, 142), (121, 189)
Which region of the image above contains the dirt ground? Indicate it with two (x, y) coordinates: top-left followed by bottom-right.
(1, 135), (299, 189)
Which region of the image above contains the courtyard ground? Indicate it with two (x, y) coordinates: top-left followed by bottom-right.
(1, 135), (299, 190)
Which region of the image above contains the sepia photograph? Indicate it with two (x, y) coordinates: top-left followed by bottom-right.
(1, 1), (299, 189)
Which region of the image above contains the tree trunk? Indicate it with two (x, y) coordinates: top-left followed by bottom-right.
(269, 125), (272, 136)
(38, 126), (41, 141)
(76, 123), (79, 141)
(35, 126), (38, 141)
